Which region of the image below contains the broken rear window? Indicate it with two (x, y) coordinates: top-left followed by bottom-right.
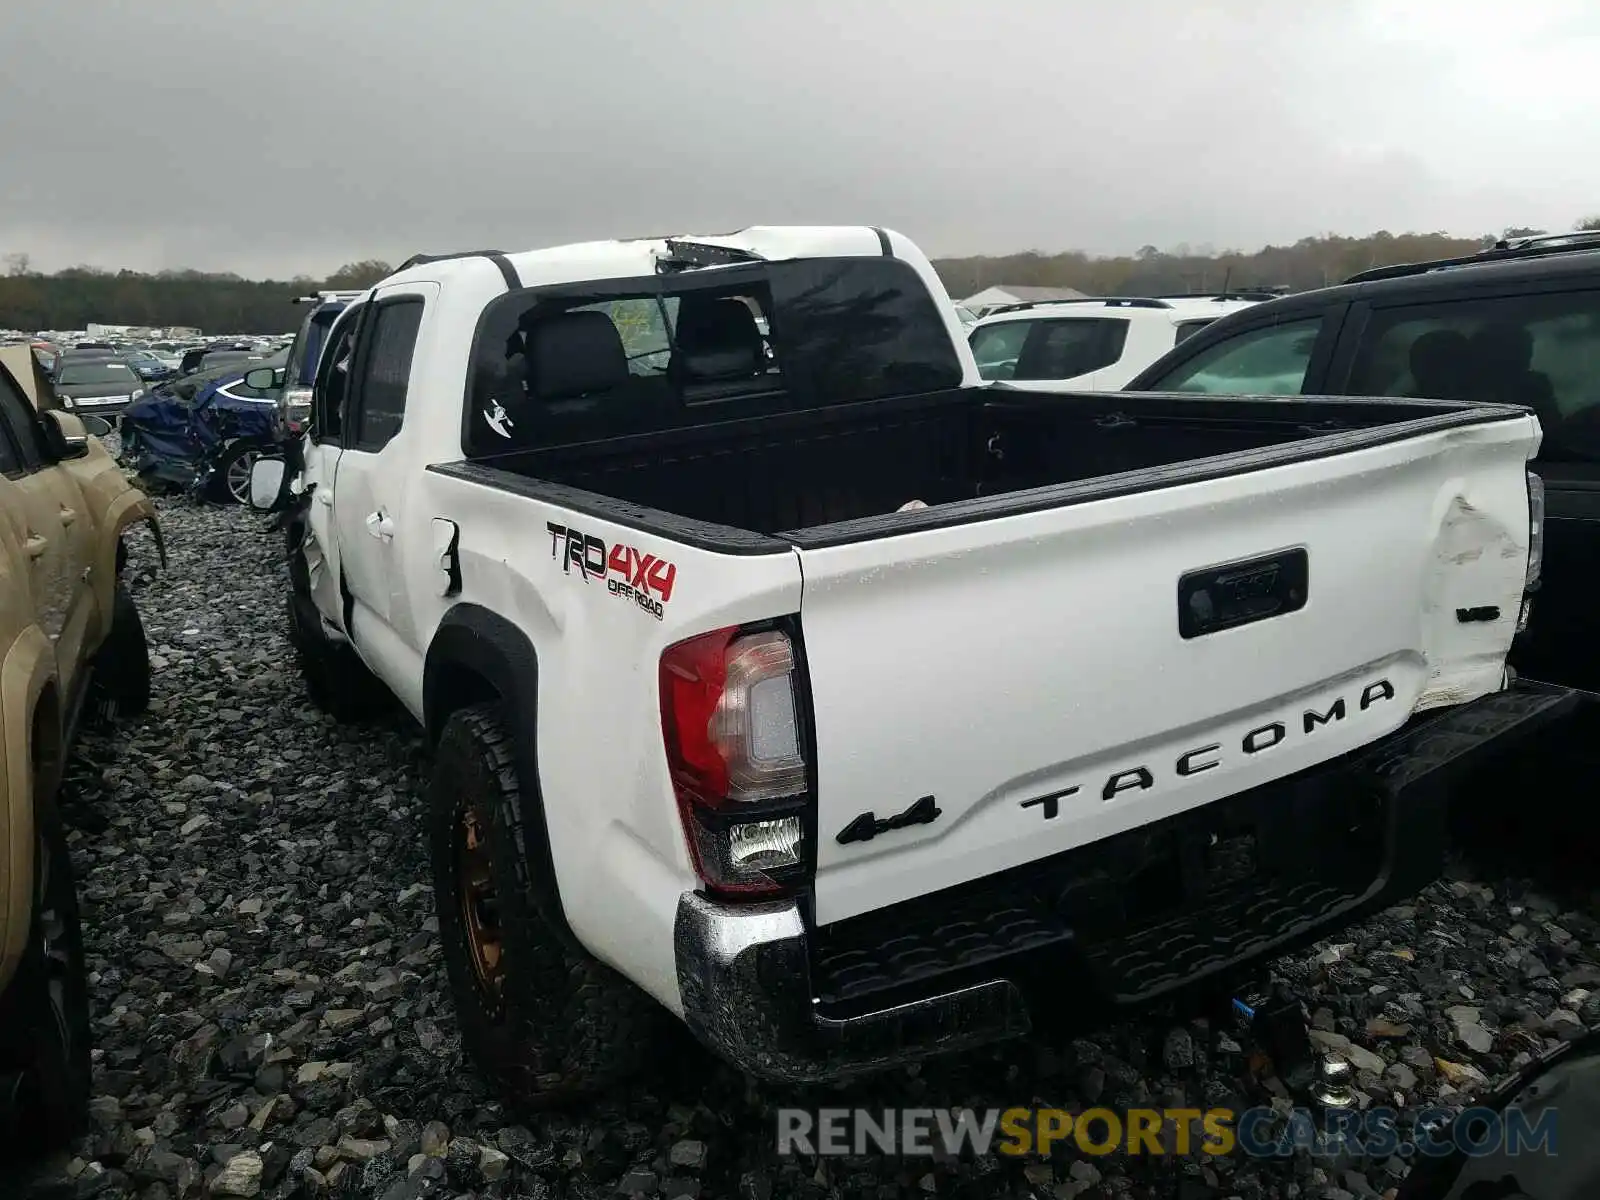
(463, 256), (963, 456)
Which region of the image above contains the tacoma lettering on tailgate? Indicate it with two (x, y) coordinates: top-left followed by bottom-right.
(1021, 677), (1395, 820)
(547, 521), (678, 620)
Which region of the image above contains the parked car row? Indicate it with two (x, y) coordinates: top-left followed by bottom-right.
(244, 227), (1579, 1128)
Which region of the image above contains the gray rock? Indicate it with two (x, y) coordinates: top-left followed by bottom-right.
(210, 1151), (264, 1197)
(1163, 1027), (1196, 1070)
(478, 1145), (510, 1182)
(669, 1140), (707, 1170)
(419, 1120), (450, 1157)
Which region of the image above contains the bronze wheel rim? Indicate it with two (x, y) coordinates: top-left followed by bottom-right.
(457, 803), (505, 1009)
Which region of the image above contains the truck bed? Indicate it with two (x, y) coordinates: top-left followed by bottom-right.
(441, 388), (1527, 546)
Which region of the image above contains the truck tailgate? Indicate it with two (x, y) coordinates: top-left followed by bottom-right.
(799, 415), (1537, 926)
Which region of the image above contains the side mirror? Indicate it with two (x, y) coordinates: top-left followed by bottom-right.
(39, 410), (90, 460)
(244, 366), (286, 391)
(80, 415), (114, 438)
(249, 456), (286, 510)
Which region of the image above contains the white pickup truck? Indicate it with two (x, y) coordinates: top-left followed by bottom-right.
(252, 226), (1576, 1098)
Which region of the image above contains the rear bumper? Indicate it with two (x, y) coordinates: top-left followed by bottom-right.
(673, 679), (1582, 1084)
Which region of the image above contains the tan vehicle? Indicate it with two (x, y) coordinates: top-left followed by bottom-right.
(0, 358), (157, 1151)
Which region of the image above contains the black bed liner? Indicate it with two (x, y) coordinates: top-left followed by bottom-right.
(428, 388), (1531, 554)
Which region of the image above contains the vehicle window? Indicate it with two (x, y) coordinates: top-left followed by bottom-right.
(1014, 318), (1129, 381)
(1147, 318), (1322, 395)
(969, 321), (1031, 380)
(468, 282), (777, 454)
(54, 361), (139, 387)
(466, 256), (963, 456)
(0, 372), (40, 472)
(312, 308), (361, 443)
(1173, 318), (1214, 346)
(1346, 289), (1600, 463)
(351, 299), (422, 450)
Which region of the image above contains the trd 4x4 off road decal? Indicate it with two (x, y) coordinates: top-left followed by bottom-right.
(547, 521), (678, 620)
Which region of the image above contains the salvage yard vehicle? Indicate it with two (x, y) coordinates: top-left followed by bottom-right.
(0, 357), (156, 1148)
(51, 358), (148, 418)
(969, 293), (1267, 390)
(252, 225), (1577, 1099)
(264, 290), (367, 437)
(120, 352), (286, 503)
(1124, 232), (1600, 694)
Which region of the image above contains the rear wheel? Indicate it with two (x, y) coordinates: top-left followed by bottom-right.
(0, 805), (91, 1154)
(429, 703), (658, 1104)
(207, 440), (264, 505)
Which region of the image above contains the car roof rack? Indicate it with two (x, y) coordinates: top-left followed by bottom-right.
(1343, 230), (1600, 285)
(1151, 289), (1287, 302)
(985, 296), (1176, 315)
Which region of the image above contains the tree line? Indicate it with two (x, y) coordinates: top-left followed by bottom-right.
(3, 219), (1599, 333)
(0, 258), (394, 336)
(935, 218), (1600, 301)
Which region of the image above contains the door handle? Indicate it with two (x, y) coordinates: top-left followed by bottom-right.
(365, 511), (395, 541)
(25, 534), (48, 560)
(59, 506), (77, 526)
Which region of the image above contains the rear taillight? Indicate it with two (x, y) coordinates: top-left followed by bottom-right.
(1520, 469), (1544, 634)
(660, 625), (810, 897)
(1525, 469), (1544, 588)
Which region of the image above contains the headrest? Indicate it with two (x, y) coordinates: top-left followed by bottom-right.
(1409, 328), (1467, 376)
(674, 299), (766, 381)
(1470, 323), (1534, 373)
(524, 310), (630, 401)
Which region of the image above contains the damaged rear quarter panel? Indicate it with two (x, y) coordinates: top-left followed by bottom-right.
(1414, 420), (1537, 711)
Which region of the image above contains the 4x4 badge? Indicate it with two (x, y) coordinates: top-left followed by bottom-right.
(836, 795), (941, 845)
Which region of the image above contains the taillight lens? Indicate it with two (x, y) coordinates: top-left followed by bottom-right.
(660, 625), (810, 897)
(1525, 469), (1544, 588)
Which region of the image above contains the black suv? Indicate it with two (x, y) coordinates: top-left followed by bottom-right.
(1125, 233), (1600, 692)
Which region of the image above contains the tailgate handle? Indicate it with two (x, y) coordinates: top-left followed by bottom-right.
(1179, 548), (1308, 639)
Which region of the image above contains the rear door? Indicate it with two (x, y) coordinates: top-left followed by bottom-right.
(797, 410), (1537, 925)
(1328, 281), (1600, 688)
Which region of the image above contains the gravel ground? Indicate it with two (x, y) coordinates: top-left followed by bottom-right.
(15, 499), (1600, 1200)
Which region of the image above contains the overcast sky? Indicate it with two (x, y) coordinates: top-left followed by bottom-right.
(4, 0), (1599, 278)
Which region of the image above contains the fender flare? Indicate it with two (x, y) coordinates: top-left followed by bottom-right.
(422, 604), (575, 945)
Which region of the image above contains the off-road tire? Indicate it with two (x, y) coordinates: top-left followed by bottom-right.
(429, 703), (658, 1104)
(0, 804), (91, 1153)
(88, 581), (150, 723)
